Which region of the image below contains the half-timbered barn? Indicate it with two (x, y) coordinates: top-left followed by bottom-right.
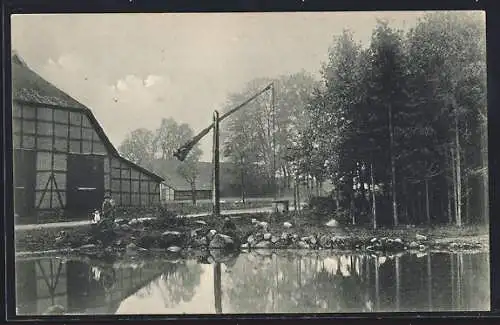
(12, 54), (164, 223)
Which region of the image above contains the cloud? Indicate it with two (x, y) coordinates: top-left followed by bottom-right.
(116, 79), (129, 92)
(113, 74), (166, 92)
(144, 74), (163, 88)
(13, 12), (430, 161)
(46, 53), (83, 73)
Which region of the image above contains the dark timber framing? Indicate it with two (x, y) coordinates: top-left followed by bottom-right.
(12, 54), (164, 222)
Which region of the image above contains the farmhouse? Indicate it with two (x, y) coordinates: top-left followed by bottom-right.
(149, 159), (212, 201)
(12, 54), (164, 223)
(151, 160), (240, 202)
(160, 175), (212, 202)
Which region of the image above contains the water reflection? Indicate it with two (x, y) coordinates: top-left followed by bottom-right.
(15, 251), (489, 315)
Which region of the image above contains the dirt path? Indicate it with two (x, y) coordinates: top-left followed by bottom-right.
(14, 207), (280, 231)
(15, 202), (312, 231)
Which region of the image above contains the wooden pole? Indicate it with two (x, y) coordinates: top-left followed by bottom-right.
(370, 162), (377, 230)
(213, 111), (221, 217)
(272, 82), (278, 200)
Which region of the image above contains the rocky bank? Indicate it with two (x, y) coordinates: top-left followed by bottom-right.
(15, 212), (488, 256)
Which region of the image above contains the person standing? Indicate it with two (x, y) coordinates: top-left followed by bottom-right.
(101, 195), (116, 223)
(96, 196), (117, 247)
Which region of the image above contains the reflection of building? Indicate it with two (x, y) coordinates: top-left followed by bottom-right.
(12, 54), (164, 223)
(15, 258), (166, 315)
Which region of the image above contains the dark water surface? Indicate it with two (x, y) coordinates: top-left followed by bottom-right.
(15, 250), (489, 315)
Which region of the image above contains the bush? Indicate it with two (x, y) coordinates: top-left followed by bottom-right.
(334, 208), (351, 225)
(307, 196), (337, 221)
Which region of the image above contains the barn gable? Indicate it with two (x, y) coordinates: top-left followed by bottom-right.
(11, 53), (164, 222)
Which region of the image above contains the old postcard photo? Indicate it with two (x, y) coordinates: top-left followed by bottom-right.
(11, 11), (489, 315)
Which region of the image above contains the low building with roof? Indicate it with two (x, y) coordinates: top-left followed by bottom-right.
(148, 159), (213, 202)
(149, 159), (243, 202)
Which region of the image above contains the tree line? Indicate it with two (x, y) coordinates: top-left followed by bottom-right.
(118, 118), (203, 203)
(222, 12), (487, 227)
(119, 12), (487, 227)
(118, 117), (275, 202)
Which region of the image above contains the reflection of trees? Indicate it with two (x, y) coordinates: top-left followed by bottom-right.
(295, 255), (371, 313)
(156, 261), (203, 308)
(214, 263), (222, 314)
(225, 253), (372, 313)
(15, 252), (490, 314)
(224, 252), (485, 313)
(224, 254), (277, 313)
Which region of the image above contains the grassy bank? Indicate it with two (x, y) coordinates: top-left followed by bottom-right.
(15, 211), (489, 254)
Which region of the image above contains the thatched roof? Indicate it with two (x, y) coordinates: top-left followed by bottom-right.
(12, 53), (87, 109)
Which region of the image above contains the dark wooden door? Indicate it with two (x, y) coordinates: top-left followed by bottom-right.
(66, 154), (104, 217)
(13, 149), (36, 218)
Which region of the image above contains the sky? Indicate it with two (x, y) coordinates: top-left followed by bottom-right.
(12, 12), (428, 161)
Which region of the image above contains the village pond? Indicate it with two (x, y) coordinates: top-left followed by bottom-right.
(15, 249), (489, 315)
